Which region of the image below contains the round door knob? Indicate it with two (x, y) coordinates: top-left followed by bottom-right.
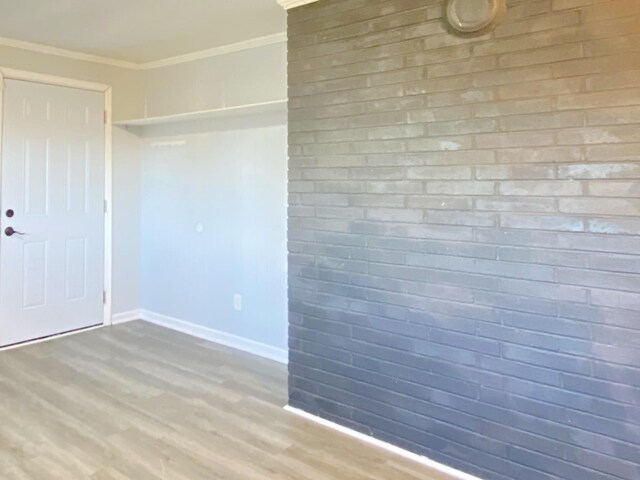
(5, 227), (25, 237)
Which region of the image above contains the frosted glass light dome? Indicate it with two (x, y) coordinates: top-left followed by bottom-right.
(447, 0), (506, 33)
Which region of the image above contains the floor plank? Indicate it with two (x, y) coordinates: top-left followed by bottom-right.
(0, 321), (449, 479)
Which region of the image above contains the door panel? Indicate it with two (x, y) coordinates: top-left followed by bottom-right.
(24, 138), (50, 215)
(0, 79), (105, 347)
(22, 240), (48, 309)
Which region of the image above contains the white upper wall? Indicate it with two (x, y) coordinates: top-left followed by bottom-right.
(0, 36), (287, 122)
(0, 0), (286, 63)
(0, 0), (288, 121)
(0, 44), (144, 120)
(142, 41), (287, 119)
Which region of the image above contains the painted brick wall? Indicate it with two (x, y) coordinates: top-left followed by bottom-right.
(286, 1), (640, 479)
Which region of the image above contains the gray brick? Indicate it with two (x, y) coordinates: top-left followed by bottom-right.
(474, 259), (556, 282)
(561, 373), (640, 407)
(428, 119), (497, 136)
(475, 98), (554, 118)
(559, 198), (640, 216)
(479, 355), (561, 386)
(422, 150), (496, 166)
(408, 105), (474, 123)
(315, 181), (367, 194)
(496, 146), (582, 164)
(365, 208), (423, 223)
(349, 166), (407, 181)
(475, 131), (555, 149)
(498, 44), (583, 68)
(426, 181), (496, 195)
(588, 217), (640, 235)
(427, 210), (496, 227)
(559, 162), (640, 179)
(428, 88), (495, 107)
(476, 165), (555, 180)
(499, 180), (582, 196)
(591, 289), (640, 311)
(475, 290), (557, 316)
(500, 278), (588, 303)
(407, 136), (474, 152)
(407, 196), (472, 210)
(502, 345), (591, 375)
(365, 153), (424, 167)
(557, 126), (640, 145)
(315, 206), (364, 220)
(564, 409), (640, 445)
(366, 181), (423, 194)
(405, 76), (474, 96)
(429, 329), (501, 356)
(507, 446), (615, 480)
(302, 168), (349, 180)
(498, 247), (587, 268)
(407, 166), (472, 180)
(589, 252), (640, 274)
(502, 310), (592, 339)
(558, 268), (640, 293)
(499, 214), (585, 232)
(476, 197), (558, 213)
(366, 124), (423, 141)
(349, 194), (405, 207)
(587, 180), (640, 198)
(287, 2), (640, 480)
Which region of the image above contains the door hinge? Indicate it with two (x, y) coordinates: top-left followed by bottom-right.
(103, 291), (107, 304)
(104, 110), (108, 124)
(104, 200), (108, 214)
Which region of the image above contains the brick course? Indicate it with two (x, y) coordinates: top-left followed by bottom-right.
(287, 1), (640, 479)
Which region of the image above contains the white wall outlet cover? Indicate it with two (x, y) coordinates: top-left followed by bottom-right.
(234, 294), (242, 311)
(447, 0), (506, 34)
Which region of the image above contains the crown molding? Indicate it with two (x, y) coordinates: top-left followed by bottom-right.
(277, 0), (320, 9)
(0, 32), (287, 71)
(139, 32), (287, 70)
(0, 36), (139, 70)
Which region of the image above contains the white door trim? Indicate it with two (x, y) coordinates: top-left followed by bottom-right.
(0, 67), (113, 329)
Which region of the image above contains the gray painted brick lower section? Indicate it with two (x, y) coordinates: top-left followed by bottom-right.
(287, 1), (640, 479)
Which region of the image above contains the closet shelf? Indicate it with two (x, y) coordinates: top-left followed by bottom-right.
(114, 99), (287, 127)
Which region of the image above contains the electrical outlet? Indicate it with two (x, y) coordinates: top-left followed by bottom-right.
(234, 294), (242, 311)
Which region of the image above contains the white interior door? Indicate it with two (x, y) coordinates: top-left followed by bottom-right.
(0, 79), (106, 347)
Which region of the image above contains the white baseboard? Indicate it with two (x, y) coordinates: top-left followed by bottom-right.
(284, 406), (483, 480)
(139, 310), (288, 364)
(111, 309), (142, 325)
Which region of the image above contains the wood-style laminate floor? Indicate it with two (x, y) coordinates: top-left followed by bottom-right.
(0, 321), (448, 479)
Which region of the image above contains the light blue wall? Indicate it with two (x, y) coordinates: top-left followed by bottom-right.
(139, 117), (288, 350)
(112, 128), (142, 314)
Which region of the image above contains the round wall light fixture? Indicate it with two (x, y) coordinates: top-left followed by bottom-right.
(447, 0), (506, 34)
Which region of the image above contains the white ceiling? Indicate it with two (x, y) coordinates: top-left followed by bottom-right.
(0, 0), (286, 64)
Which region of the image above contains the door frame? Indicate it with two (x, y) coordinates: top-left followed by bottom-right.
(0, 67), (114, 329)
